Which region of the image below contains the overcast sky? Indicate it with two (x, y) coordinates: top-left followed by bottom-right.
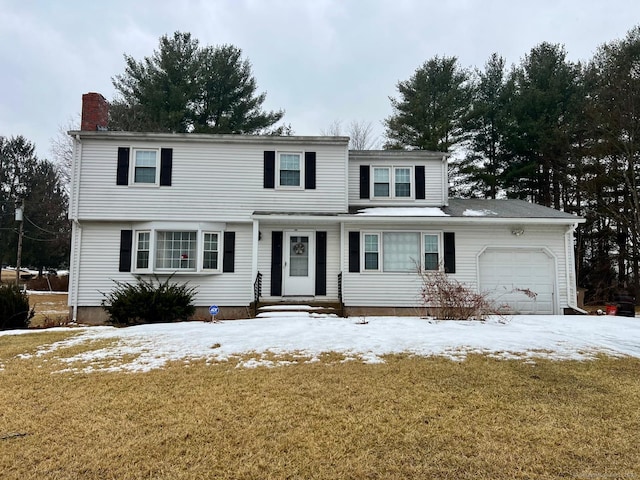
(1, 0), (640, 159)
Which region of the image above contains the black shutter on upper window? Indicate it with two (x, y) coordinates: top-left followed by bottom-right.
(443, 232), (456, 274)
(160, 148), (173, 186)
(222, 232), (235, 273)
(119, 230), (133, 272)
(359, 165), (370, 199)
(415, 165), (425, 200)
(116, 147), (130, 185)
(315, 231), (327, 295)
(348, 231), (360, 272)
(305, 152), (316, 189)
(271, 231), (283, 296)
(264, 151), (275, 188)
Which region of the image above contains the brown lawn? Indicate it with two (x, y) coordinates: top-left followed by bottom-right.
(0, 330), (639, 479)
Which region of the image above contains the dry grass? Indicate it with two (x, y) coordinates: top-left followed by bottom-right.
(27, 292), (69, 328)
(1, 331), (639, 479)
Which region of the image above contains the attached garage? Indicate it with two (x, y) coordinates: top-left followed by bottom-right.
(478, 248), (556, 314)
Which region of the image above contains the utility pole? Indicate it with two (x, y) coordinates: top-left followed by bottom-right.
(15, 199), (24, 287)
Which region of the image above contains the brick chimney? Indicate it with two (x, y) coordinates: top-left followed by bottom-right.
(80, 92), (109, 131)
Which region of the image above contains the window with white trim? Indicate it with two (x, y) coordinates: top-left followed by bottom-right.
(135, 231), (151, 270)
(373, 167), (390, 197)
(133, 230), (222, 273)
(133, 149), (158, 184)
(361, 231), (442, 273)
(394, 167), (411, 197)
(202, 232), (219, 270)
(424, 234), (439, 270)
(372, 166), (413, 199)
(278, 152), (302, 187)
(363, 233), (380, 271)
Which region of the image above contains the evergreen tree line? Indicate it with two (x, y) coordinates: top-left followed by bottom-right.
(385, 26), (640, 303)
(0, 136), (70, 277)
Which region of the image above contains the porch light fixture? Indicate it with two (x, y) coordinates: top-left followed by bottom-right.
(511, 227), (525, 237)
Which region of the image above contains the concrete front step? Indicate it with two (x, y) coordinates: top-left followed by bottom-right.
(254, 301), (344, 318)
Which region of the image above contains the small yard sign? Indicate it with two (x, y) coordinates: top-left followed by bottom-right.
(209, 304), (219, 322)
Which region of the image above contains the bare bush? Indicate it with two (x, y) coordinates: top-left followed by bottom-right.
(418, 267), (526, 321)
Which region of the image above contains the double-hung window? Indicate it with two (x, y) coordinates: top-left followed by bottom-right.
(372, 166), (412, 199)
(394, 167), (411, 197)
(202, 233), (219, 270)
(279, 153), (302, 187)
(363, 234), (380, 270)
(373, 167), (390, 197)
(424, 234), (439, 270)
(133, 230), (222, 273)
(133, 150), (158, 184)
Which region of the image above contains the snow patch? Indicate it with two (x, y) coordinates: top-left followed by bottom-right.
(356, 207), (448, 216)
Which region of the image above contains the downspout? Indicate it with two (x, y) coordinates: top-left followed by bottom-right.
(69, 135), (83, 323)
(565, 223), (587, 314)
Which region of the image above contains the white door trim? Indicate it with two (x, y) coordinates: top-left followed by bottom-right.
(283, 231), (315, 296)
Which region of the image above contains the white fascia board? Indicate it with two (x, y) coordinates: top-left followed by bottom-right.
(339, 215), (585, 225)
(251, 213), (344, 223)
(68, 131), (350, 147)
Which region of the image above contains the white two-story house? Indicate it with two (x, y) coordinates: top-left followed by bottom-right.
(68, 93), (584, 323)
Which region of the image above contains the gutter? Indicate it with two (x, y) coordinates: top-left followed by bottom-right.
(69, 135), (82, 323)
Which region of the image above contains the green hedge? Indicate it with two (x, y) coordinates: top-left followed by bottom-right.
(0, 285), (34, 330)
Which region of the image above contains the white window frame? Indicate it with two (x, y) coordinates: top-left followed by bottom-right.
(202, 231), (221, 271)
(370, 165), (414, 200)
(134, 231), (151, 272)
(359, 230), (443, 273)
(277, 152), (304, 189)
(132, 229), (223, 274)
(131, 149), (160, 186)
(362, 232), (381, 271)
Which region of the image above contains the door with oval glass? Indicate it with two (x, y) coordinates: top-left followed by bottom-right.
(283, 231), (315, 296)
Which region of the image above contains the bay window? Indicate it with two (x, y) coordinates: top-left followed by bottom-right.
(132, 230), (222, 273)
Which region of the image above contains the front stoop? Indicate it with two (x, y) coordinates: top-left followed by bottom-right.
(252, 300), (345, 318)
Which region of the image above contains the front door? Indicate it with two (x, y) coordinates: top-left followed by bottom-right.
(283, 231), (315, 296)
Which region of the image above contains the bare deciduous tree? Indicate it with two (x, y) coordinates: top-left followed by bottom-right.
(49, 116), (79, 189)
(348, 120), (378, 150)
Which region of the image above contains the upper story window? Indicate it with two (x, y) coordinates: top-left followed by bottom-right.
(133, 150), (158, 184)
(360, 164), (425, 201)
(116, 147), (173, 187)
(371, 166), (413, 199)
(278, 153), (302, 187)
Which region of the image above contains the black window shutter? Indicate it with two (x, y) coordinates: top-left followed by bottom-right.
(160, 148), (173, 186)
(223, 232), (235, 272)
(348, 231), (360, 273)
(264, 151), (275, 188)
(119, 230), (133, 272)
(305, 152), (316, 189)
(117, 147), (130, 185)
(443, 232), (456, 274)
(359, 165), (370, 199)
(415, 165), (425, 200)
(271, 231), (283, 295)
(315, 231), (327, 295)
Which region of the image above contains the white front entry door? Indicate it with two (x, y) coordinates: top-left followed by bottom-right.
(283, 232), (315, 296)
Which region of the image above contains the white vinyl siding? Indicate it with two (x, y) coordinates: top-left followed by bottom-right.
(73, 222), (253, 308)
(75, 140), (348, 222)
(342, 223), (570, 310)
(349, 153), (448, 207)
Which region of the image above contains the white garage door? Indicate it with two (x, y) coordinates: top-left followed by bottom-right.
(478, 249), (555, 314)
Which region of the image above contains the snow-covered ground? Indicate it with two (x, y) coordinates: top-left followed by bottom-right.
(3, 314), (639, 373)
